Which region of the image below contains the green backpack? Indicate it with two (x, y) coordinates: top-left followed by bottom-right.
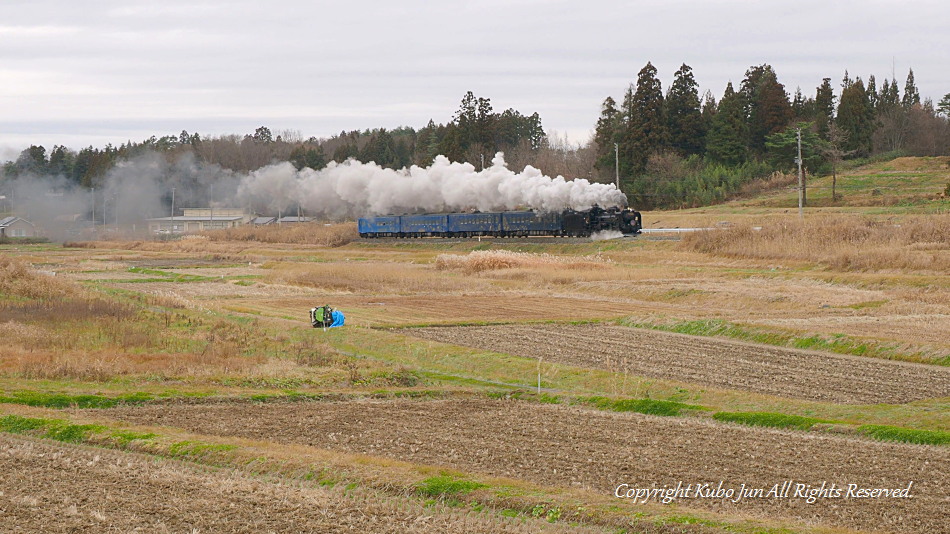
(310, 305), (334, 328)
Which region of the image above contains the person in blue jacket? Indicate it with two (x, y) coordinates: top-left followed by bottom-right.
(310, 305), (345, 328)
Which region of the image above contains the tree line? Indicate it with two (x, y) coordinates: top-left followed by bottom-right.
(593, 63), (950, 208)
(3, 68), (949, 211)
(1, 91), (547, 189)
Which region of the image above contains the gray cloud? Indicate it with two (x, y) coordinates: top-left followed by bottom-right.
(2, 0), (948, 153)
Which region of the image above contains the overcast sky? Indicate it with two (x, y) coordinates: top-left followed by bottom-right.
(2, 0), (948, 160)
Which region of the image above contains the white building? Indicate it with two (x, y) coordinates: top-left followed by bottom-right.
(147, 208), (253, 234)
(0, 216), (36, 238)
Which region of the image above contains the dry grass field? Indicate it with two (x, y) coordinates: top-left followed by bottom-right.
(1, 158), (948, 533)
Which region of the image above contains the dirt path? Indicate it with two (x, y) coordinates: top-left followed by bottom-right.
(0, 434), (596, 534)
(91, 398), (950, 534)
(406, 324), (950, 404)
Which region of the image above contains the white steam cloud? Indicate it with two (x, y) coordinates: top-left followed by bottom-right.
(238, 153), (626, 217)
(2, 151), (627, 241)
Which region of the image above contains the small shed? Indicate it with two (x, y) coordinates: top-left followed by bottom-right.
(0, 216), (36, 238)
(277, 216), (313, 224)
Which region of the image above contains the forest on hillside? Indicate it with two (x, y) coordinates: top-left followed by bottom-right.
(3, 63), (949, 211)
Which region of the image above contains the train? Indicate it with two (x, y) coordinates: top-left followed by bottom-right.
(357, 206), (642, 238)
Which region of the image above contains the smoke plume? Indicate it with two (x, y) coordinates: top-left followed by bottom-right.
(239, 153), (627, 217)
(2, 150), (626, 241)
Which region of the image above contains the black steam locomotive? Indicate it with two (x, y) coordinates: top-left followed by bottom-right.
(358, 206), (641, 238)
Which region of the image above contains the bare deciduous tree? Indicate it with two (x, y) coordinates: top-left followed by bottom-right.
(818, 123), (854, 202)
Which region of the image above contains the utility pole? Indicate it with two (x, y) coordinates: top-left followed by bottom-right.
(614, 143), (620, 190)
(91, 187), (95, 226)
(480, 153), (485, 171)
(795, 128), (804, 220)
(171, 187), (176, 233)
(209, 183), (214, 231)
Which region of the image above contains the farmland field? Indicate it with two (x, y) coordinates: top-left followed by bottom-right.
(0, 433), (600, 534)
(84, 397), (948, 533)
(1, 158), (949, 533)
(406, 324), (950, 404)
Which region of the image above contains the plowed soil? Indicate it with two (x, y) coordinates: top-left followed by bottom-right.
(406, 324), (950, 404)
(91, 398), (950, 534)
(0, 434), (596, 534)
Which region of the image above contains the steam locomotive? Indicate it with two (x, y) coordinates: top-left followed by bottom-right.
(357, 206), (641, 238)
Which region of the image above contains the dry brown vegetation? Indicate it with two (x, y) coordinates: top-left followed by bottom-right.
(266, 261), (491, 294)
(680, 214), (950, 272)
(0, 256), (134, 322)
(202, 222), (359, 246)
(733, 170), (799, 200)
(0, 256), (360, 383)
(435, 250), (610, 273)
(1, 255), (83, 301)
(1, 345), (262, 382)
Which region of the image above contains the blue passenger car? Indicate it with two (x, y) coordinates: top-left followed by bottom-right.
(357, 216), (400, 237)
(398, 214), (449, 236)
(447, 212), (503, 236)
(501, 211), (562, 236)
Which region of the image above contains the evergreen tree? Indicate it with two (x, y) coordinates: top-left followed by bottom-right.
(875, 77), (910, 153)
(866, 75), (878, 111)
(620, 62), (667, 174)
(700, 90), (717, 134)
(665, 63), (705, 156)
(837, 78), (874, 155)
(705, 82), (747, 165)
(289, 145), (327, 170)
(359, 129), (398, 166)
(792, 87), (806, 118)
(436, 123), (464, 163)
(814, 78), (836, 140)
(877, 78), (901, 112)
(48, 145), (74, 178)
(740, 64), (792, 154)
(902, 68), (921, 108)
(841, 70), (853, 90)
(331, 142), (359, 162)
(475, 96), (495, 148)
(593, 96), (620, 172)
(525, 112), (545, 150)
(765, 122), (823, 174)
(414, 119), (441, 164)
(938, 93), (950, 117)
(454, 91), (478, 148)
(15, 145), (48, 175)
(252, 126), (273, 143)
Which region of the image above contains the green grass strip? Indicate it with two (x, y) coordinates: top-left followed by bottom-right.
(580, 396), (704, 417)
(415, 475), (486, 498)
(0, 391), (153, 409)
(0, 415), (105, 443)
(858, 425), (950, 446)
(712, 411), (829, 431)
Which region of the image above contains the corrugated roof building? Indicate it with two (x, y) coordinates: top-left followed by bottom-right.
(146, 208), (253, 234)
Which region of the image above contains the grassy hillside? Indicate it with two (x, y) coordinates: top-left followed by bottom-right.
(746, 156), (950, 211)
(643, 156), (950, 228)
